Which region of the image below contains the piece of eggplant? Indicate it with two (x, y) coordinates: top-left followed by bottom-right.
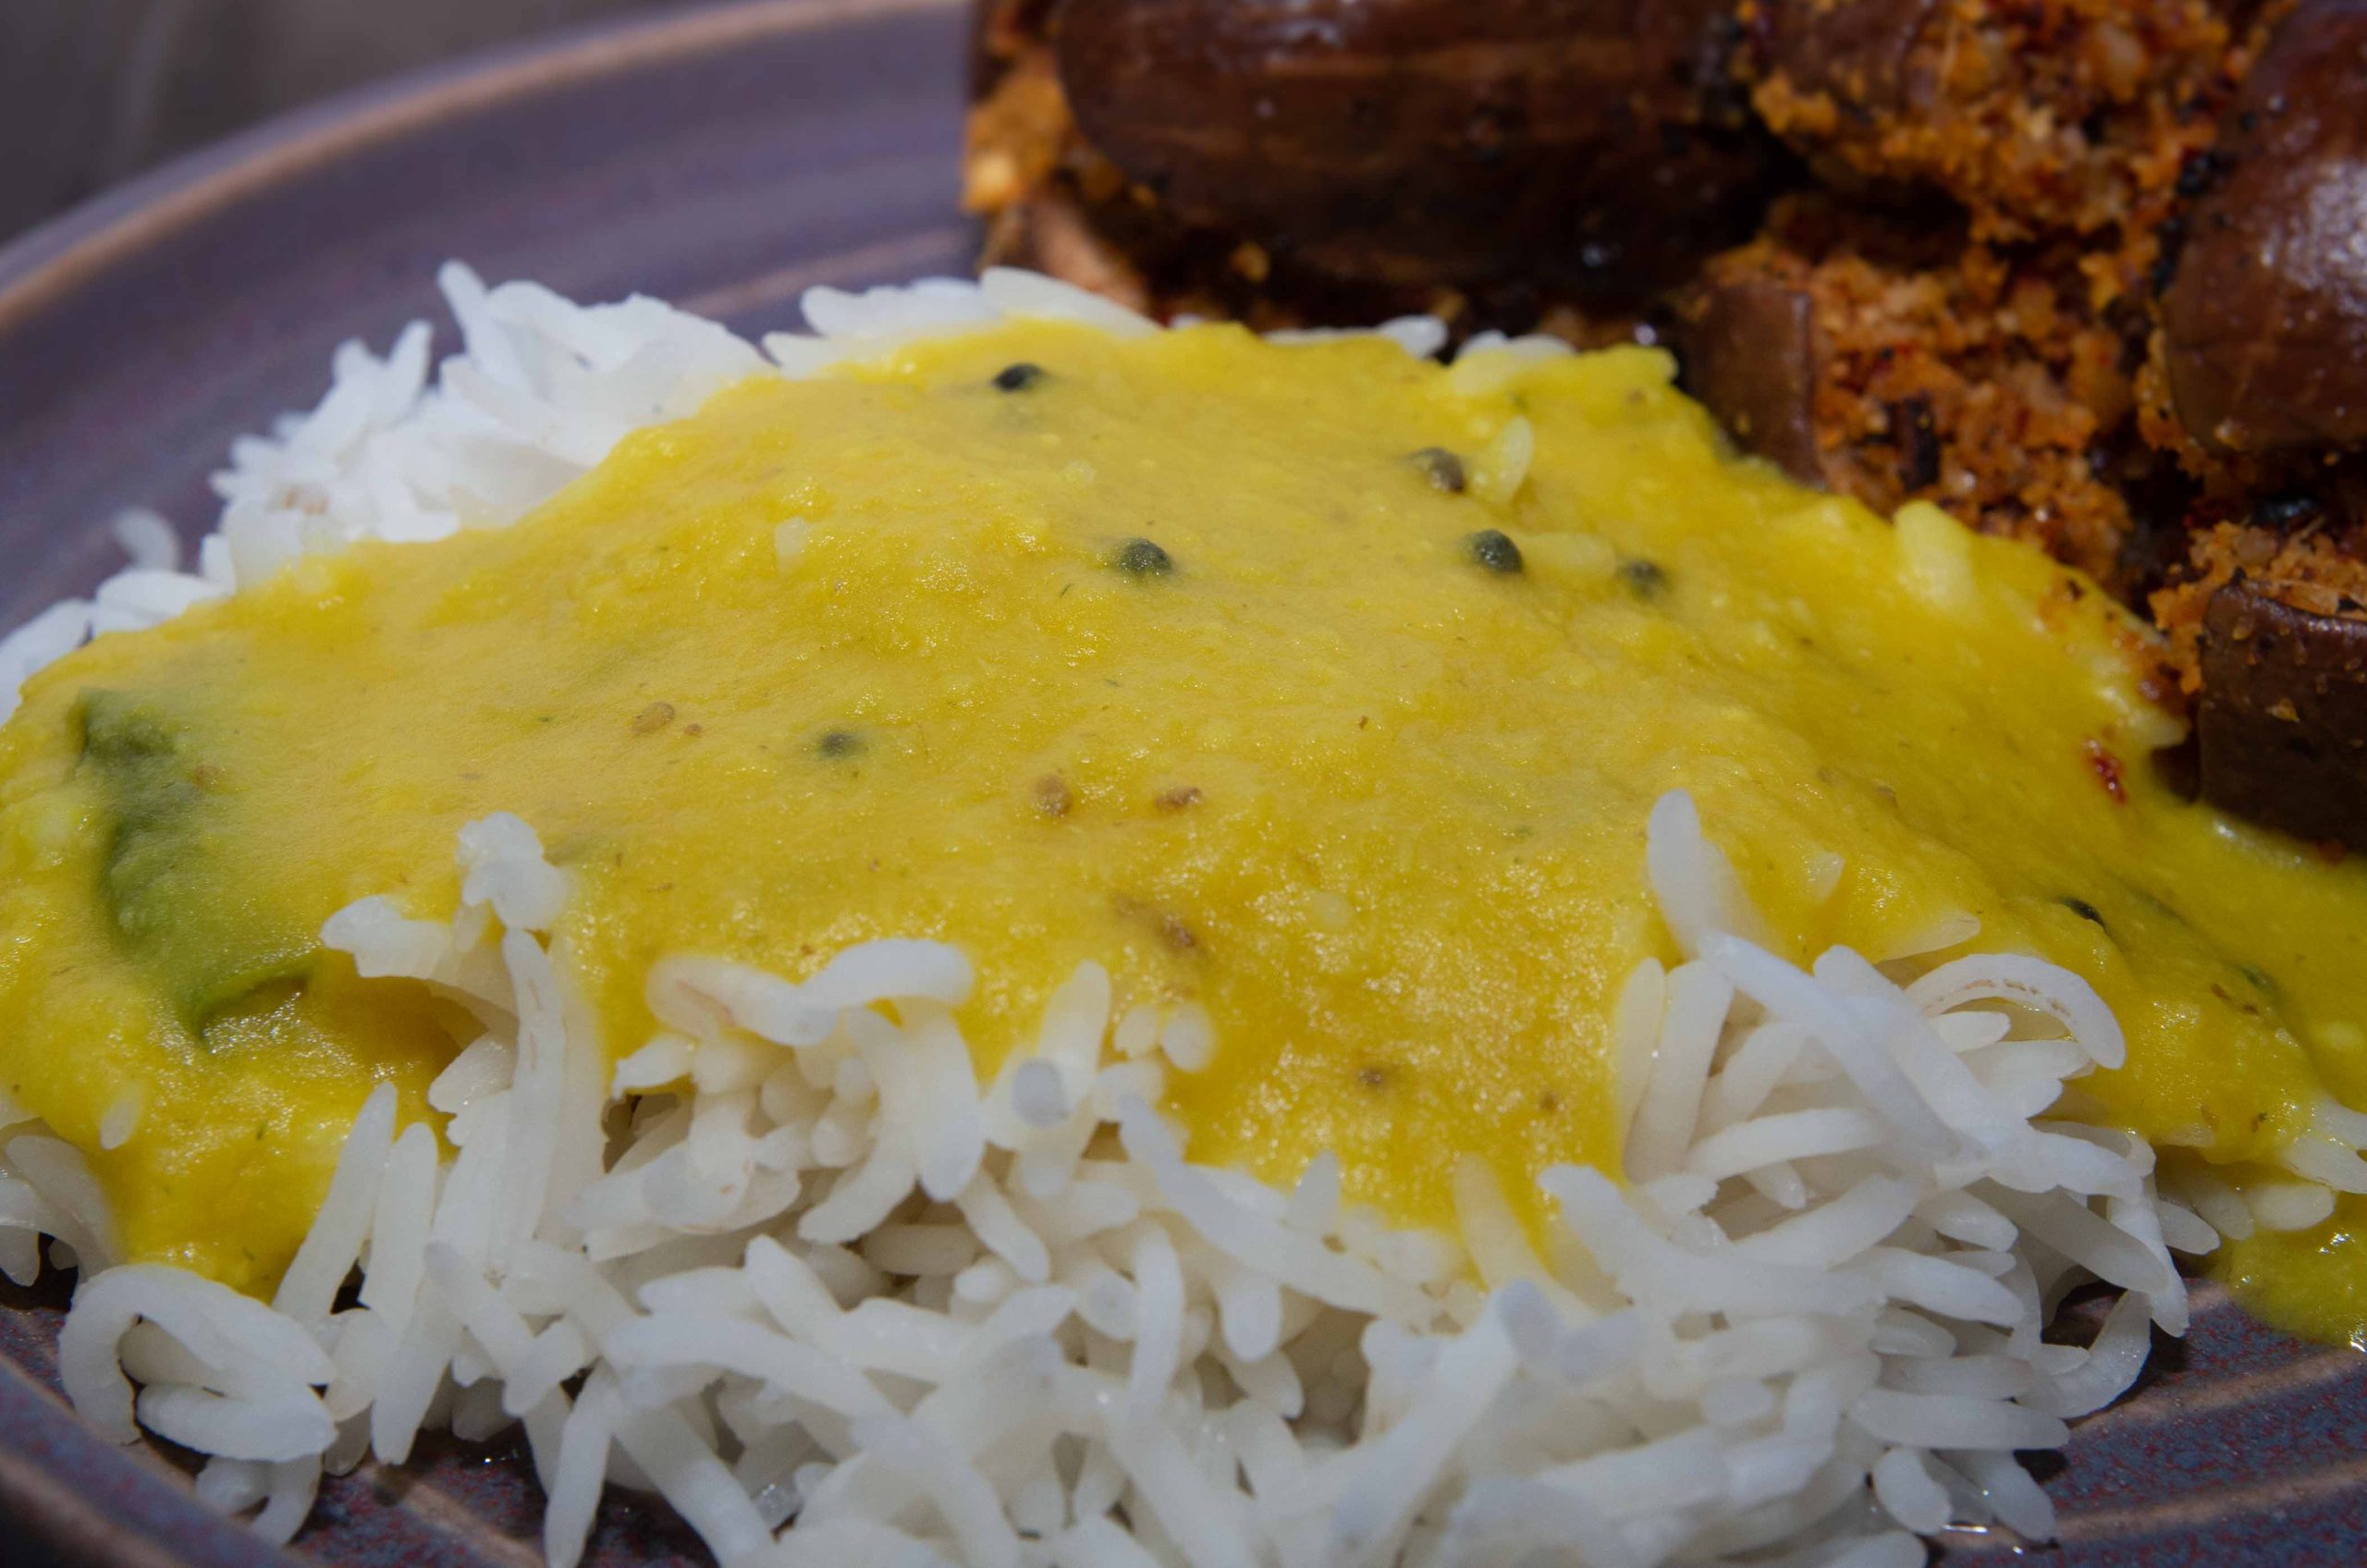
(1050, 0), (1784, 301)
(1671, 266), (1831, 485)
(2197, 577), (2367, 845)
(2161, 0), (2367, 457)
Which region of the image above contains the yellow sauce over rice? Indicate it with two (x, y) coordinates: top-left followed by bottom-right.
(2, 320), (2364, 1324)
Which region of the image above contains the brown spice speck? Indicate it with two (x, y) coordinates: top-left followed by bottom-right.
(2209, 981), (2261, 1016)
(1113, 893), (1200, 952)
(1036, 774), (1073, 818)
(632, 701), (676, 735)
(1156, 786), (1204, 812)
(1356, 1066), (1389, 1090)
(2083, 738), (2127, 802)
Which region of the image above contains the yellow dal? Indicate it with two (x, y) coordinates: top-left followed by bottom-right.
(3, 320), (2364, 1329)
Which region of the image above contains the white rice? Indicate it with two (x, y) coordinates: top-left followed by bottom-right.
(0, 264), (2316, 1566)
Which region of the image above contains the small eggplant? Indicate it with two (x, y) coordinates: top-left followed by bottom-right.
(1051, 0), (1784, 301)
(2161, 0), (2367, 457)
(2196, 578), (2367, 847)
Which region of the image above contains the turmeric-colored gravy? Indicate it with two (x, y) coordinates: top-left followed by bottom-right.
(4, 321), (2365, 1334)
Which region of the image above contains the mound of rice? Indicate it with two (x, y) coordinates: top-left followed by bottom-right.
(0, 265), (2312, 1568)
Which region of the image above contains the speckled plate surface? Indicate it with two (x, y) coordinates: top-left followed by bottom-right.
(0, 3), (2361, 1563)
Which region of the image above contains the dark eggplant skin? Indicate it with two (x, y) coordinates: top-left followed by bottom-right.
(2197, 579), (2367, 845)
(2162, 0), (2367, 457)
(1671, 270), (1831, 485)
(1050, 0), (1788, 302)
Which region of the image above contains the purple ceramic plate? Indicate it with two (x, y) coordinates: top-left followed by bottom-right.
(0, 2), (2361, 1563)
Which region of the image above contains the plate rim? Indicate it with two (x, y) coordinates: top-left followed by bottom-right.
(0, 0), (963, 346)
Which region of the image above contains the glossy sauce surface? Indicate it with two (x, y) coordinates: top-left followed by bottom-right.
(2, 320), (2363, 1320)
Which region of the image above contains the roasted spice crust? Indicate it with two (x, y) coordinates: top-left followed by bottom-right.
(1743, 0), (2240, 243)
(1718, 0), (2252, 598)
(1684, 199), (2148, 588)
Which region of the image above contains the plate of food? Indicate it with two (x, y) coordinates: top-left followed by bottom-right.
(3, 2), (2366, 1566)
